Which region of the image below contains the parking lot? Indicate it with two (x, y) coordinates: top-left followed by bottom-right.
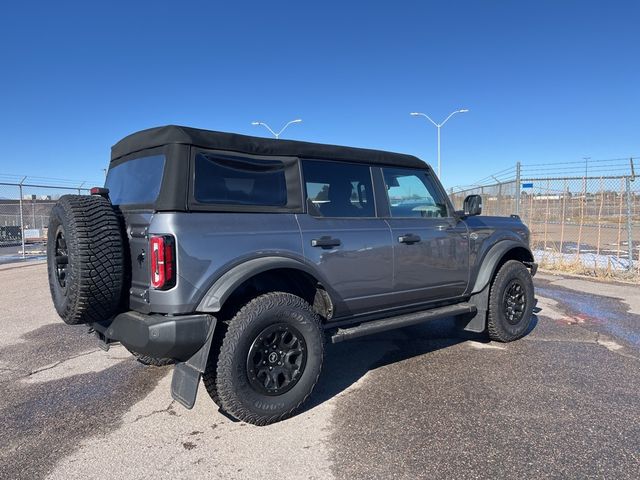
(1, 262), (638, 480)
(0, 243), (47, 265)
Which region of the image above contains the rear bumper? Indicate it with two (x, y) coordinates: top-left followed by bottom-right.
(92, 311), (214, 361)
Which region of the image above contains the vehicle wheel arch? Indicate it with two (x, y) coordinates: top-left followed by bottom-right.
(471, 241), (535, 295)
(196, 257), (336, 322)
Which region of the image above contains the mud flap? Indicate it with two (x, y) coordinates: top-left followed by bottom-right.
(171, 317), (217, 409)
(457, 285), (490, 333)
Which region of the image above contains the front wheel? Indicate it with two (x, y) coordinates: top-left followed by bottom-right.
(203, 292), (324, 425)
(487, 260), (535, 342)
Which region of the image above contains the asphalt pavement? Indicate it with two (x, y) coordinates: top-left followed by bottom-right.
(1, 262), (638, 480)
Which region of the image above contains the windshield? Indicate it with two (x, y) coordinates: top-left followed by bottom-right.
(105, 155), (165, 206)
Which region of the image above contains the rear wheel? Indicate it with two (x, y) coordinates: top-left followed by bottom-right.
(487, 260), (535, 342)
(203, 292), (324, 425)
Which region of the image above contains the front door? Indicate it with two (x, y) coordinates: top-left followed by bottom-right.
(297, 159), (393, 317)
(381, 167), (469, 305)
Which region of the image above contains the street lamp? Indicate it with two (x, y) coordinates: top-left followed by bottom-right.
(251, 119), (302, 139)
(410, 109), (469, 178)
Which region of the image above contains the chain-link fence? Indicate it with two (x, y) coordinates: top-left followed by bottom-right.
(450, 158), (639, 281)
(3, 164), (638, 280)
(0, 176), (99, 264)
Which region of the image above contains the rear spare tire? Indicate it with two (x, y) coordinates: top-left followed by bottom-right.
(47, 195), (125, 325)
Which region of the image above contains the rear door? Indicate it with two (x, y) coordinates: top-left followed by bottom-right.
(380, 167), (469, 304)
(105, 154), (167, 313)
(297, 159), (393, 316)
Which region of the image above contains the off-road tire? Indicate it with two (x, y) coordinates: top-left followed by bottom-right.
(487, 260), (535, 342)
(201, 321), (229, 407)
(47, 195), (125, 325)
(203, 292), (324, 426)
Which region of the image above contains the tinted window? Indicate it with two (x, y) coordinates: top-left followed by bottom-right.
(105, 155), (165, 206)
(303, 160), (374, 218)
(382, 168), (449, 218)
(194, 153), (287, 206)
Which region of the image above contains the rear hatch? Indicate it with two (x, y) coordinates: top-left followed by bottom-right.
(105, 154), (166, 313)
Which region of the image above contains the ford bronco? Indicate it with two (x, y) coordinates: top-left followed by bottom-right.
(47, 125), (536, 425)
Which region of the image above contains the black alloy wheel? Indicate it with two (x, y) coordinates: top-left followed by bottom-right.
(502, 279), (526, 325)
(54, 227), (69, 290)
(247, 323), (307, 396)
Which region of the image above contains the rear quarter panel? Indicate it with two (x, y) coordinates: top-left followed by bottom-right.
(147, 212), (304, 314)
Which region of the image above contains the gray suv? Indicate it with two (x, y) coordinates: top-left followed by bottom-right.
(47, 125), (537, 425)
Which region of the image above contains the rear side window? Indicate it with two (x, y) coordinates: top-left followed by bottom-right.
(105, 155), (165, 206)
(303, 160), (375, 218)
(194, 153), (287, 206)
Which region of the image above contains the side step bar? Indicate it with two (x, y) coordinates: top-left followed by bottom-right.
(330, 303), (476, 343)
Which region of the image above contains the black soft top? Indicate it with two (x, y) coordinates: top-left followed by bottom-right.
(111, 125), (428, 169)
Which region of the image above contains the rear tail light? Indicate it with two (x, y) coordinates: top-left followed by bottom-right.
(150, 235), (176, 290)
(90, 187), (110, 198)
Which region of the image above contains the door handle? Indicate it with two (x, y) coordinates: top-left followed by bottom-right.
(311, 236), (341, 248)
(436, 223), (456, 231)
(398, 233), (421, 244)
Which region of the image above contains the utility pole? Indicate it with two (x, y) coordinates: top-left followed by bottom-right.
(515, 162), (521, 216)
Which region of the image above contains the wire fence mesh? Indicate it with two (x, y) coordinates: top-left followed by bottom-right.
(0, 175), (98, 264)
(450, 158), (639, 281)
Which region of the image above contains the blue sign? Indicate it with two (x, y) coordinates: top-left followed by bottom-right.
(522, 183), (534, 188)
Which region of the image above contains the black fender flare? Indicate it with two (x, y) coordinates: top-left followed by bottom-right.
(196, 256), (335, 313)
(470, 240), (534, 295)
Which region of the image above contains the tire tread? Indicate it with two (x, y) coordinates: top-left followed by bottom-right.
(204, 292), (323, 426)
(47, 195), (125, 325)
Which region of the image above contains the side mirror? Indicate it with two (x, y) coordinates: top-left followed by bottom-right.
(463, 194), (482, 216)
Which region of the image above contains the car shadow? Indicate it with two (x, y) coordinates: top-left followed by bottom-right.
(305, 312), (539, 413)
(305, 316), (483, 412)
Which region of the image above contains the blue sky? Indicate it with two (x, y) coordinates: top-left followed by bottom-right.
(0, 1), (638, 188)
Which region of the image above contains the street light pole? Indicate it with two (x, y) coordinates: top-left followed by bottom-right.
(410, 109), (469, 178)
(251, 119), (302, 139)
(437, 126), (441, 177)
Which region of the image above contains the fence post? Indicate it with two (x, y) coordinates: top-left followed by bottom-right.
(626, 176), (634, 271)
(515, 161), (521, 215)
(19, 176), (26, 259)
